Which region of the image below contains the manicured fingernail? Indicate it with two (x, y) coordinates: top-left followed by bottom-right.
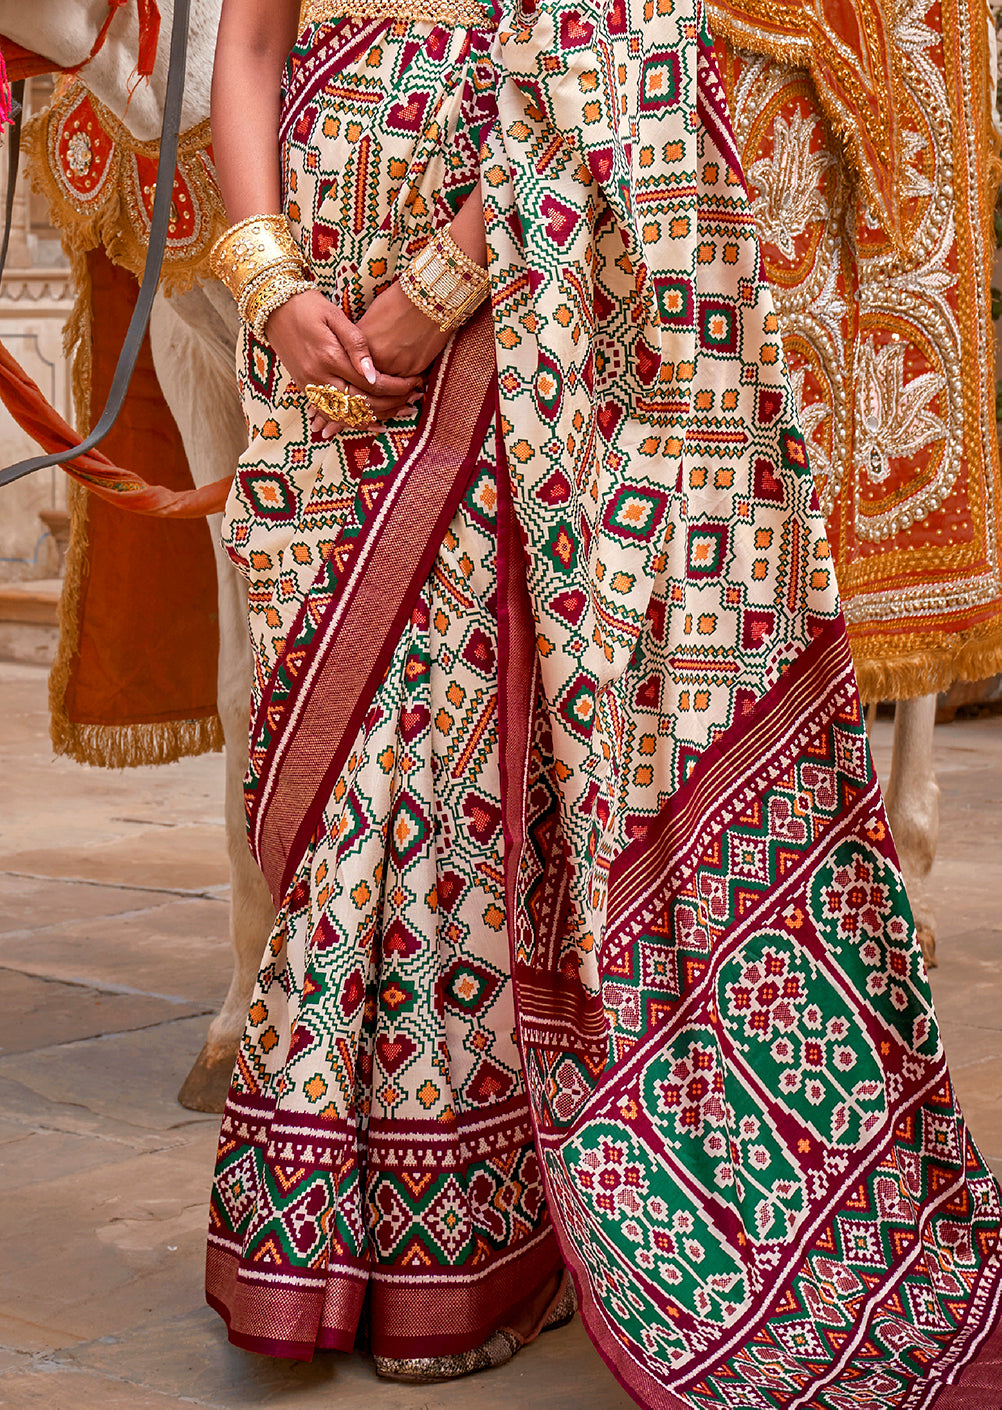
(361, 357), (377, 385)
(322, 424), (338, 440)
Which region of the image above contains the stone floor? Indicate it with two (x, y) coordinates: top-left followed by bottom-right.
(0, 659), (1000, 1409)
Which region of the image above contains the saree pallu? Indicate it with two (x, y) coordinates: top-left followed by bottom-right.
(207, 0), (1002, 1403)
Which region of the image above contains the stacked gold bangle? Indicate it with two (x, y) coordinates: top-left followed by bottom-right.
(209, 214), (315, 341)
(398, 227), (489, 333)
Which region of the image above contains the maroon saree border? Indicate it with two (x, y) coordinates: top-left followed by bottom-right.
(207, 1223), (559, 1361)
(279, 16), (395, 145)
(931, 1317), (1002, 1406)
(249, 308), (497, 902)
(605, 616), (853, 943)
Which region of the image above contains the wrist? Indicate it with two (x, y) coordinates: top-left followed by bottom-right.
(387, 277), (439, 330)
(448, 216), (487, 268)
(209, 213), (315, 340)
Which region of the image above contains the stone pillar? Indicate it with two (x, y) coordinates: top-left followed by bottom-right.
(0, 77), (75, 583)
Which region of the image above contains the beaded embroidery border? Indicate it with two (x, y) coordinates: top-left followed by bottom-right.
(302, 0), (496, 29)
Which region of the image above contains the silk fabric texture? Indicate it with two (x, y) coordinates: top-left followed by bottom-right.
(207, 1), (1002, 1404)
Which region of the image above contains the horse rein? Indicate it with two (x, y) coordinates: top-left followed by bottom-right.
(0, 0), (191, 490)
(0, 78), (24, 283)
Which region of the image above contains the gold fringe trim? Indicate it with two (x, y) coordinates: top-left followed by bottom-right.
(22, 82), (226, 298)
(49, 479), (90, 763)
(51, 713), (225, 769)
(63, 244), (93, 436)
(48, 228), (95, 769)
(850, 625), (1002, 703)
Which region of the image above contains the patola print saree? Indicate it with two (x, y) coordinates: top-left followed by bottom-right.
(207, 0), (1002, 1402)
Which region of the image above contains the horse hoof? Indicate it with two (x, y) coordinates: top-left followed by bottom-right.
(918, 925), (938, 969)
(177, 1039), (237, 1113)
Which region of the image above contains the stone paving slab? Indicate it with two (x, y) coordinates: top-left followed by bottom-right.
(2, 661), (1001, 1407)
(1, 826), (231, 895)
(0, 1350), (30, 1376)
(0, 1016), (219, 1138)
(0, 891), (231, 1009)
(0, 663), (228, 868)
(0, 1127), (217, 1353)
(58, 1306), (635, 1410)
(1, 1128), (166, 1194)
(0, 1366), (210, 1409)
(0, 972), (210, 1057)
(0, 874), (165, 934)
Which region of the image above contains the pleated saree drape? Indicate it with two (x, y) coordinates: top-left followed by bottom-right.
(206, 2), (1002, 1402)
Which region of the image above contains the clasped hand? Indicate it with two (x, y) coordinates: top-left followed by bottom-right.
(264, 281), (450, 439)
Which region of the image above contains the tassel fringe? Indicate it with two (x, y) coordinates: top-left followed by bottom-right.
(50, 712), (224, 769)
(851, 629), (1002, 703)
(0, 50), (13, 131)
(47, 259), (224, 769)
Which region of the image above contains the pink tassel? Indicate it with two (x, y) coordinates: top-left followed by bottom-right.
(0, 50), (13, 132)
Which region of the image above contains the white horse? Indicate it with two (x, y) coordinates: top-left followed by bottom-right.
(0, 0), (944, 1118)
(0, 0), (276, 1109)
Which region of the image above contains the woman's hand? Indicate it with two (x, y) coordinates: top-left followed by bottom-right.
(357, 280), (450, 379)
(355, 191), (488, 384)
(264, 290), (423, 438)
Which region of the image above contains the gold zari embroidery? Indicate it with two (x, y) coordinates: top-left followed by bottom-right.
(302, 0), (496, 30)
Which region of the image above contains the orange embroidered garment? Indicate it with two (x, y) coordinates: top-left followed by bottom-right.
(0, 36), (228, 764)
(709, 0), (906, 244)
(710, 0), (1002, 699)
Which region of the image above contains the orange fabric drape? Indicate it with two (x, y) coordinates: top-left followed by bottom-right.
(0, 337), (230, 516)
(59, 250), (221, 734)
(0, 40), (58, 83)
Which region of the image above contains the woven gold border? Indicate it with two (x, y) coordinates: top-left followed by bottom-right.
(302, 0), (496, 30)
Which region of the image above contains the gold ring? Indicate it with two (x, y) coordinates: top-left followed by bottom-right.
(305, 383), (374, 430)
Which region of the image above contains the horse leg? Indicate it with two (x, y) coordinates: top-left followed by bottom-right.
(149, 281), (275, 1112)
(884, 693), (940, 968)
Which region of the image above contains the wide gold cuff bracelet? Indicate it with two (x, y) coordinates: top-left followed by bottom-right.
(398, 226), (489, 334)
(209, 214), (309, 304)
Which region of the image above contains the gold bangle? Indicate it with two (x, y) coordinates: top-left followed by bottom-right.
(305, 383), (375, 430)
(209, 214), (309, 303)
(238, 260), (312, 324)
(398, 226), (489, 333)
(244, 270), (317, 341)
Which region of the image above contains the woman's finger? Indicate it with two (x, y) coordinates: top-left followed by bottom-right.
(325, 305), (378, 387)
(305, 374), (422, 441)
(314, 341), (422, 399)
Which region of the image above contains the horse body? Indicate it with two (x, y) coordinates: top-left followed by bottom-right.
(0, 0), (944, 1118)
(0, 0), (217, 139)
(2, 0), (276, 1109)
